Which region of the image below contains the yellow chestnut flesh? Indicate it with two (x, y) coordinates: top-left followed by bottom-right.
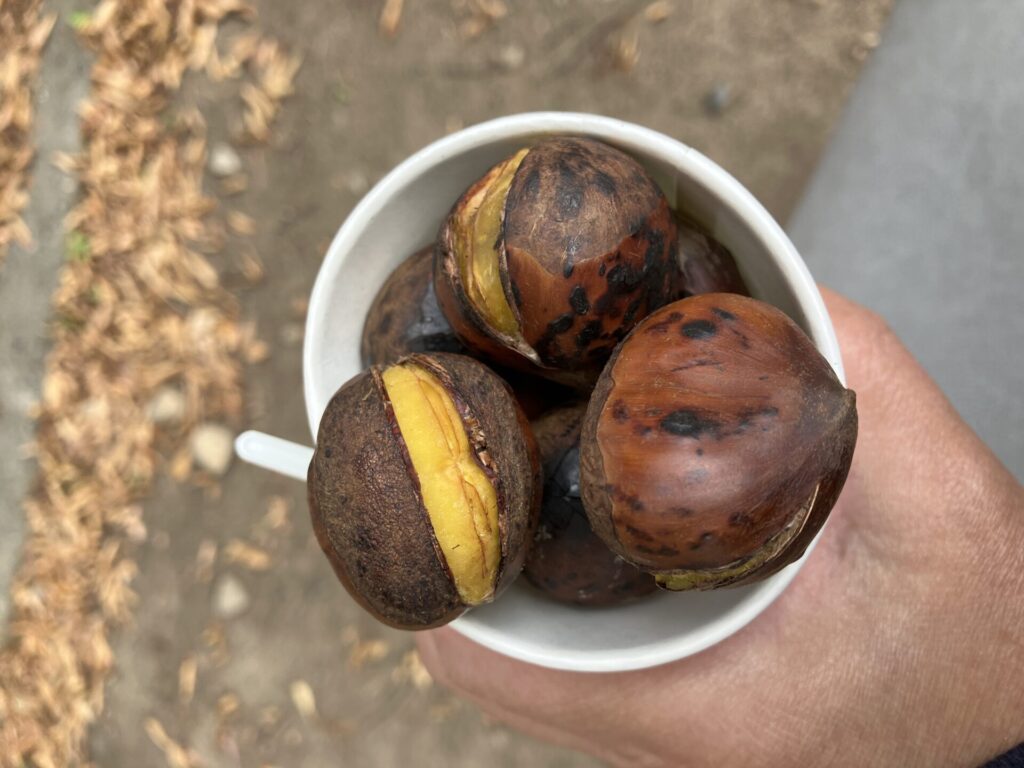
(382, 363), (500, 604)
(458, 148), (529, 337)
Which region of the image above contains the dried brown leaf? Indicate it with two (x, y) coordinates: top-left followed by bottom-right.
(610, 25), (640, 72)
(473, 0), (508, 21)
(458, 16), (487, 39)
(224, 539), (271, 570)
(0, 1), (299, 763)
(643, 0), (674, 23)
(348, 638), (391, 670)
(379, 0), (404, 38)
(391, 650), (433, 690)
(217, 691), (240, 719)
(195, 539), (218, 583)
(179, 655), (198, 705)
(218, 173), (249, 195)
(245, 338), (269, 363)
(263, 495), (290, 529)
(238, 248), (264, 282)
(144, 718), (197, 768)
(226, 210), (256, 235)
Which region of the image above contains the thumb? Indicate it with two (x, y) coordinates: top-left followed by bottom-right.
(415, 628), (671, 764)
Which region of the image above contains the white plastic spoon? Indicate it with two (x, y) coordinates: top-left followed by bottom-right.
(234, 430), (314, 482)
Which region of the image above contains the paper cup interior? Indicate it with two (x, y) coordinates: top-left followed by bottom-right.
(303, 113), (843, 672)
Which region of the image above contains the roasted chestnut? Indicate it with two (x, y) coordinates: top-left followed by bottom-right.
(360, 246), (465, 367)
(580, 293), (857, 590)
(308, 353), (540, 629)
(498, 368), (576, 421)
(435, 136), (679, 385)
(675, 214), (750, 298)
(524, 404), (657, 606)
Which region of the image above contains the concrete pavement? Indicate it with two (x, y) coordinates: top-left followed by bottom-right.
(789, 0), (1024, 480)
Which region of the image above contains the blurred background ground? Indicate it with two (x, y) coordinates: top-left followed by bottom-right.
(1, 0), (893, 765)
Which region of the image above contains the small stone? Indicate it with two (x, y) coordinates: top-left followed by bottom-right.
(280, 323), (304, 346)
(290, 680), (317, 719)
(212, 574), (250, 619)
(209, 142), (243, 178)
(703, 83), (733, 116)
(344, 171), (369, 195)
(497, 44), (525, 70)
(147, 387), (186, 424)
(190, 423), (235, 475)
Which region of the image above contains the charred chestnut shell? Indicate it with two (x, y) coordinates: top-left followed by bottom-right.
(579, 294), (857, 590)
(361, 247), (465, 367)
(435, 136), (679, 386)
(524, 403), (657, 606)
(308, 352), (540, 629)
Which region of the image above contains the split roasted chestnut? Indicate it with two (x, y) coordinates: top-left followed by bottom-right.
(360, 247), (571, 419)
(579, 293), (857, 590)
(435, 136), (679, 385)
(525, 403), (657, 605)
(308, 352), (540, 629)
(675, 214), (750, 298)
(360, 246), (465, 367)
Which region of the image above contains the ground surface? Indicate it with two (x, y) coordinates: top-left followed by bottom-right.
(1, 1), (893, 765)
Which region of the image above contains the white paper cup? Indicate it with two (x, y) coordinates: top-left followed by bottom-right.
(303, 112), (844, 673)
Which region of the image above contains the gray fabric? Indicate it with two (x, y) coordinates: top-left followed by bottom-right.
(788, 0), (1024, 481)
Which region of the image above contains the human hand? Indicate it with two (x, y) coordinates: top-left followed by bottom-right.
(416, 288), (1024, 768)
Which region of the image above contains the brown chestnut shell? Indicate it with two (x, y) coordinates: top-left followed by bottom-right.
(524, 404), (657, 606)
(580, 294), (857, 590)
(308, 352), (540, 629)
(436, 136), (679, 386)
(360, 244), (571, 417)
(498, 368), (576, 421)
(674, 215), (750, 298)
(361, 246), (466, 367)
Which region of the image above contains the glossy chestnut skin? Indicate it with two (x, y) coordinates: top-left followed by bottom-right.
(360, 247), (466, 367)
(580, 294), (858, 590)
(436, 136), (679, 386)
(308, 353), (541, 629)
(524, 404), (657, 606)
(675, 214), (750, 298)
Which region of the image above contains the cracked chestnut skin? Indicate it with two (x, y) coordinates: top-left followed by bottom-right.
(579, 293), (858, 590)
(674, 214), (750, 298)
(525, 403), (657, 606)
(436, 136), (679, 387)
(360, 246), (466, 367)
(307, 352), (541, 629)
(359, 248), (568, 419)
